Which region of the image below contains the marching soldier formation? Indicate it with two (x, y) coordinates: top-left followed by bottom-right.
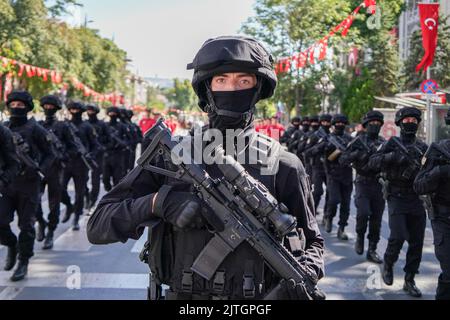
(0, 36), (449, 301)
(0, 90), (142, 281)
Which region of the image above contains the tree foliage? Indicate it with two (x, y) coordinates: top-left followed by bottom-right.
(241, 0), (407, 123)
(0, 0), (129, 109)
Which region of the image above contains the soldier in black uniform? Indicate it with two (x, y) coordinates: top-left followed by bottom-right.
(297, 115), (320, 179)
(0, 91), (55, 281)
(121, 109), (143, 172)
(317, 114), (353, 240)
(339, 111), (385, 262)
(0, 124), (19, 194)
(61, 101), (100, 231)
(368, 107), (428, 298)
(304, 114), (332, 213)
(86, 104), (110, 210)
(288, 116), (310, 155)
(87, 36), (324, 300)
(36, 95), (77, 249)
(414, 108), (450, 300)
(280, 116), (301, 147)
(118, 107), (134, 174)
(103, 106), (129, 191)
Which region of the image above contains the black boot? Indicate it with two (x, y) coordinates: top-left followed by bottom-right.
(324, 217), (332, 233)
(10, 260), (28, 282)
(36, 220), (47, 242)
(43, 230), (54, 250)
(337, 226), (349, 241)
(382, 262), (394, 286)
(72, 215), (80, 231)
(403, 273), (422, 298)
(436, 275), (450, 300)
(355, 235), (364, 255)
(61, 204), (74, 223)
(4, 245), (17, 271)
(367, 243), (383, 264)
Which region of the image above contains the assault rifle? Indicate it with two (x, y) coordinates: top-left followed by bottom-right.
(137, 119), (320, 300)
(11, 132), (44, 179)
(66, 122), (98, 171)
(389, 137), (433, 217)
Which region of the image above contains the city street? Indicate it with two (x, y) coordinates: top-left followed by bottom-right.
(0, 181), (440, 300)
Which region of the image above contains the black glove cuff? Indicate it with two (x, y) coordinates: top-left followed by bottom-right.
(153, 185), (173, 218)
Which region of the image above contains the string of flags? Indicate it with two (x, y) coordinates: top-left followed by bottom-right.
(0, 55), (124, 104)
(274, 0), (377, 75)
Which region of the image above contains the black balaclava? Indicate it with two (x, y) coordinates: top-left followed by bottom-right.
(445, 109), (450, 126)
(9, 108), (28, 127)
(400, 121), (419, 140)
(311, 123), (320, 131)
(70, 110), (83, 124)
(44, 108), (58, 118)
(88, 113), (98, 122)
(334, 124), (346, 136)
(321, 122), (331, 134)
(110, 113), (118, 124)
(302, 122), (310, 133)
(366, 123), (381, 139)
(206, 79), (261, 132)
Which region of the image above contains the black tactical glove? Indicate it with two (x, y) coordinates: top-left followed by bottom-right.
(278, 279), (314, 300)
(152, 185), (206, 230)
(384, 151), (407, 165)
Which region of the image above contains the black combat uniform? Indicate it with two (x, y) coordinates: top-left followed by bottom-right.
(368, 107), (428, 298)
(87, 36), (324, 300)
(1, 91), (56, 281)
(280, 117), (301, 150)
(36, 95), (78, 249)
(0, 124), (20, 194)
(120, 109), (143, 172)
(320, 114), (353, 240)
(303, 115), (332, 213)
(61, 102), (100, 231)
(87, 104), (110, 210)
(103, 107), (130, 191)
(339, 111), (385, 263)
(414, 109), (450, 300)
(288, 117), (310, 155)
(297, 115), (320, 179)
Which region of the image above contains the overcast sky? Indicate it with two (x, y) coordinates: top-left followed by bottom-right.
(65, 0), (255, 80)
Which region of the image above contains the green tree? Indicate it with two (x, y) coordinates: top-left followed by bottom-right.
(403, 16), (450, 91)
(167, 79), (197, 110)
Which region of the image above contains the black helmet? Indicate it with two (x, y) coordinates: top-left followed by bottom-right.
(302, 116), (310, 123)
(188, 36), (277, 111)
(67, 101), (86, 112)
(107, 106), (120, 114)
(395, 107), (422, 126)
(332, 114), (349, 126)
(319, 114), (332, 123)
(7, 90), (34, 112)
(126, 110), (134, 119)
(86, 104), (100, 114)
(291, 116), (301, 124)
(362, 110), (384, 127)
(310, 115), (320, 123)
(40, 95), (62, 110)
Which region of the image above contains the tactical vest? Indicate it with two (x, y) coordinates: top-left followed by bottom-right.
(140, 130), (302, 300)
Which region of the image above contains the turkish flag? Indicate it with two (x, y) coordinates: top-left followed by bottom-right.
(416, 3), (439, 73)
